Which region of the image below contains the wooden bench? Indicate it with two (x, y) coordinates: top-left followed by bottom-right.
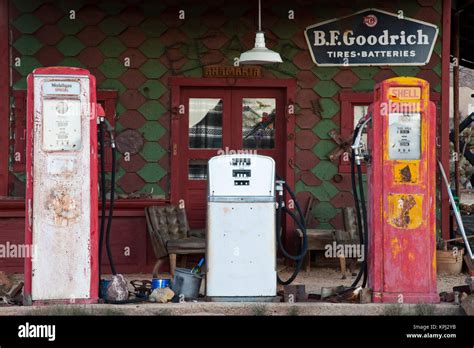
(298, 207), (359, 276)
(298, 229), (347, 274)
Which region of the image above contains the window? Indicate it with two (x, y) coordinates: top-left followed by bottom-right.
(241, 98), (276, 149)
(188, 159), (208, 180)
(188, 98), (223, 149)
(338, 92), (372, 173)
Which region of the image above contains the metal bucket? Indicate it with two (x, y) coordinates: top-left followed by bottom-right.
(171, 268), (203, 300)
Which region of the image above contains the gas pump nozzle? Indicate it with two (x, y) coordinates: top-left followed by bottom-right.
(99, 116), (116, 148)
(351, 116), (372, 165)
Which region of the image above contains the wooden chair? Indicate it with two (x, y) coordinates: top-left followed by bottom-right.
(145, 205), (205, 278)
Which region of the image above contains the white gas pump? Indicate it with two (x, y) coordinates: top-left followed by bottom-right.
(206, 154), (277, 299)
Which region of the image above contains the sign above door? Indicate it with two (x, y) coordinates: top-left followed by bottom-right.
(203, 65), (262, 78)
(304, 9), (439, 67)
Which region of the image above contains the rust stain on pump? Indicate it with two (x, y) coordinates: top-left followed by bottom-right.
(46, 185), (80, 226)
(391, 237), (401, 258)
(388, 193), (423, 229)
(394, 162), (418, 183)
(392, 195), (416, 227)
(399, 165), (412, 182)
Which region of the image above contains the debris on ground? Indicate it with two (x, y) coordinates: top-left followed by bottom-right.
(106, 274), (128, 302)
(453, 284), (471, 295)
(461, 294), (474, 315)
(0, 271), (12, 296)
(465, 256), (474, 276)
(0, 281), (23, 306)
(130, 280), (152, 299)
(282, 284), (307, 302)
(439, 291), (455, 302)
(359, 288), (372, 303)
(324, 286), (361, 303)
(149, 287), (174, 303)
(459, 203), (474, 215)
(467, 276), (474, 291)
(439, 280), (472, 303)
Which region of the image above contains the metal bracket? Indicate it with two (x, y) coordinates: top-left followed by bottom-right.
(327, 130), (353, 161)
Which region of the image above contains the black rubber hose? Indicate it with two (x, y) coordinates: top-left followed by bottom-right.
(277, 258), (304, 285)
(98, 121), (106, 285)
(275, 184), (307, 261)
(350, 124), (365, 288)
(275, 177), (308, 285)
(275, 176), (308, 259)
(357, 162), (369, 288)
(276, 191), (304, 285)
(279, 176), (306, 224)
(105, 141), (117, 276)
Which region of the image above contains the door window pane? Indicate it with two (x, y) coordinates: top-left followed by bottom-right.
(189, 98), (222, 149)
(242, 98), (276, 149)
(354, 105), (369, 146)
(189, 159), (207, 180)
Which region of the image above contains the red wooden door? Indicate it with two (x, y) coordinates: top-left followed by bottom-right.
(178, 87), (286, 229)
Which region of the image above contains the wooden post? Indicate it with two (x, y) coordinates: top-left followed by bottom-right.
(453, 11), (461, 200)
(441, 0), (452, 240)
(0, 0), (9, 196)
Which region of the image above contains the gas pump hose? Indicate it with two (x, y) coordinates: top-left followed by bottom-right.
(275, 175), (308, 285)
(98, 121), (148, 304)
(350, 122), (369, 289)
(357, 160), (369, 288)
(105, 140), (117, 276)
(98, 120), (106, 285)
(98, 119), (117, 277)
(350, 126), (364, 288)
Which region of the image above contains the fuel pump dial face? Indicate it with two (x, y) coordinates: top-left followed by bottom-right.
(42, 99), (82, 151)
(388, 112), (421, 160)
(55, 101), (69, 114)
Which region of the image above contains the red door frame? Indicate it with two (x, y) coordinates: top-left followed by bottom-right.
(169, 77), (296, 238)
(177, 87), (287, 229)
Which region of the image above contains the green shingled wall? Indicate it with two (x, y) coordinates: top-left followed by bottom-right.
(8, 0), (443, 228)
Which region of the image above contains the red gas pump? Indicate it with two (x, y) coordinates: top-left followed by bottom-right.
(363, 77), (439, 303)
(24, 67), (98, 304)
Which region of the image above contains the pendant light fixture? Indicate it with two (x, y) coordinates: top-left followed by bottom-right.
(239, 0), (282, 65)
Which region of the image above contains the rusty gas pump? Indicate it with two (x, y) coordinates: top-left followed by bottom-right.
(352, 77), (439, 303)
(24, 67), (99, 305)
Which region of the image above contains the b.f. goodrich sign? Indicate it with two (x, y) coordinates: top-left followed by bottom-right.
(304, 9), (438, 66)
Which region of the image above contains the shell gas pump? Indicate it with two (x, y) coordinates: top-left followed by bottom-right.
(352, 77), (439, 303)
(23, 67), (98, 304)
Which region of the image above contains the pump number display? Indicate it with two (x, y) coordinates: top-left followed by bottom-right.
(388, 112), (421, 160)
